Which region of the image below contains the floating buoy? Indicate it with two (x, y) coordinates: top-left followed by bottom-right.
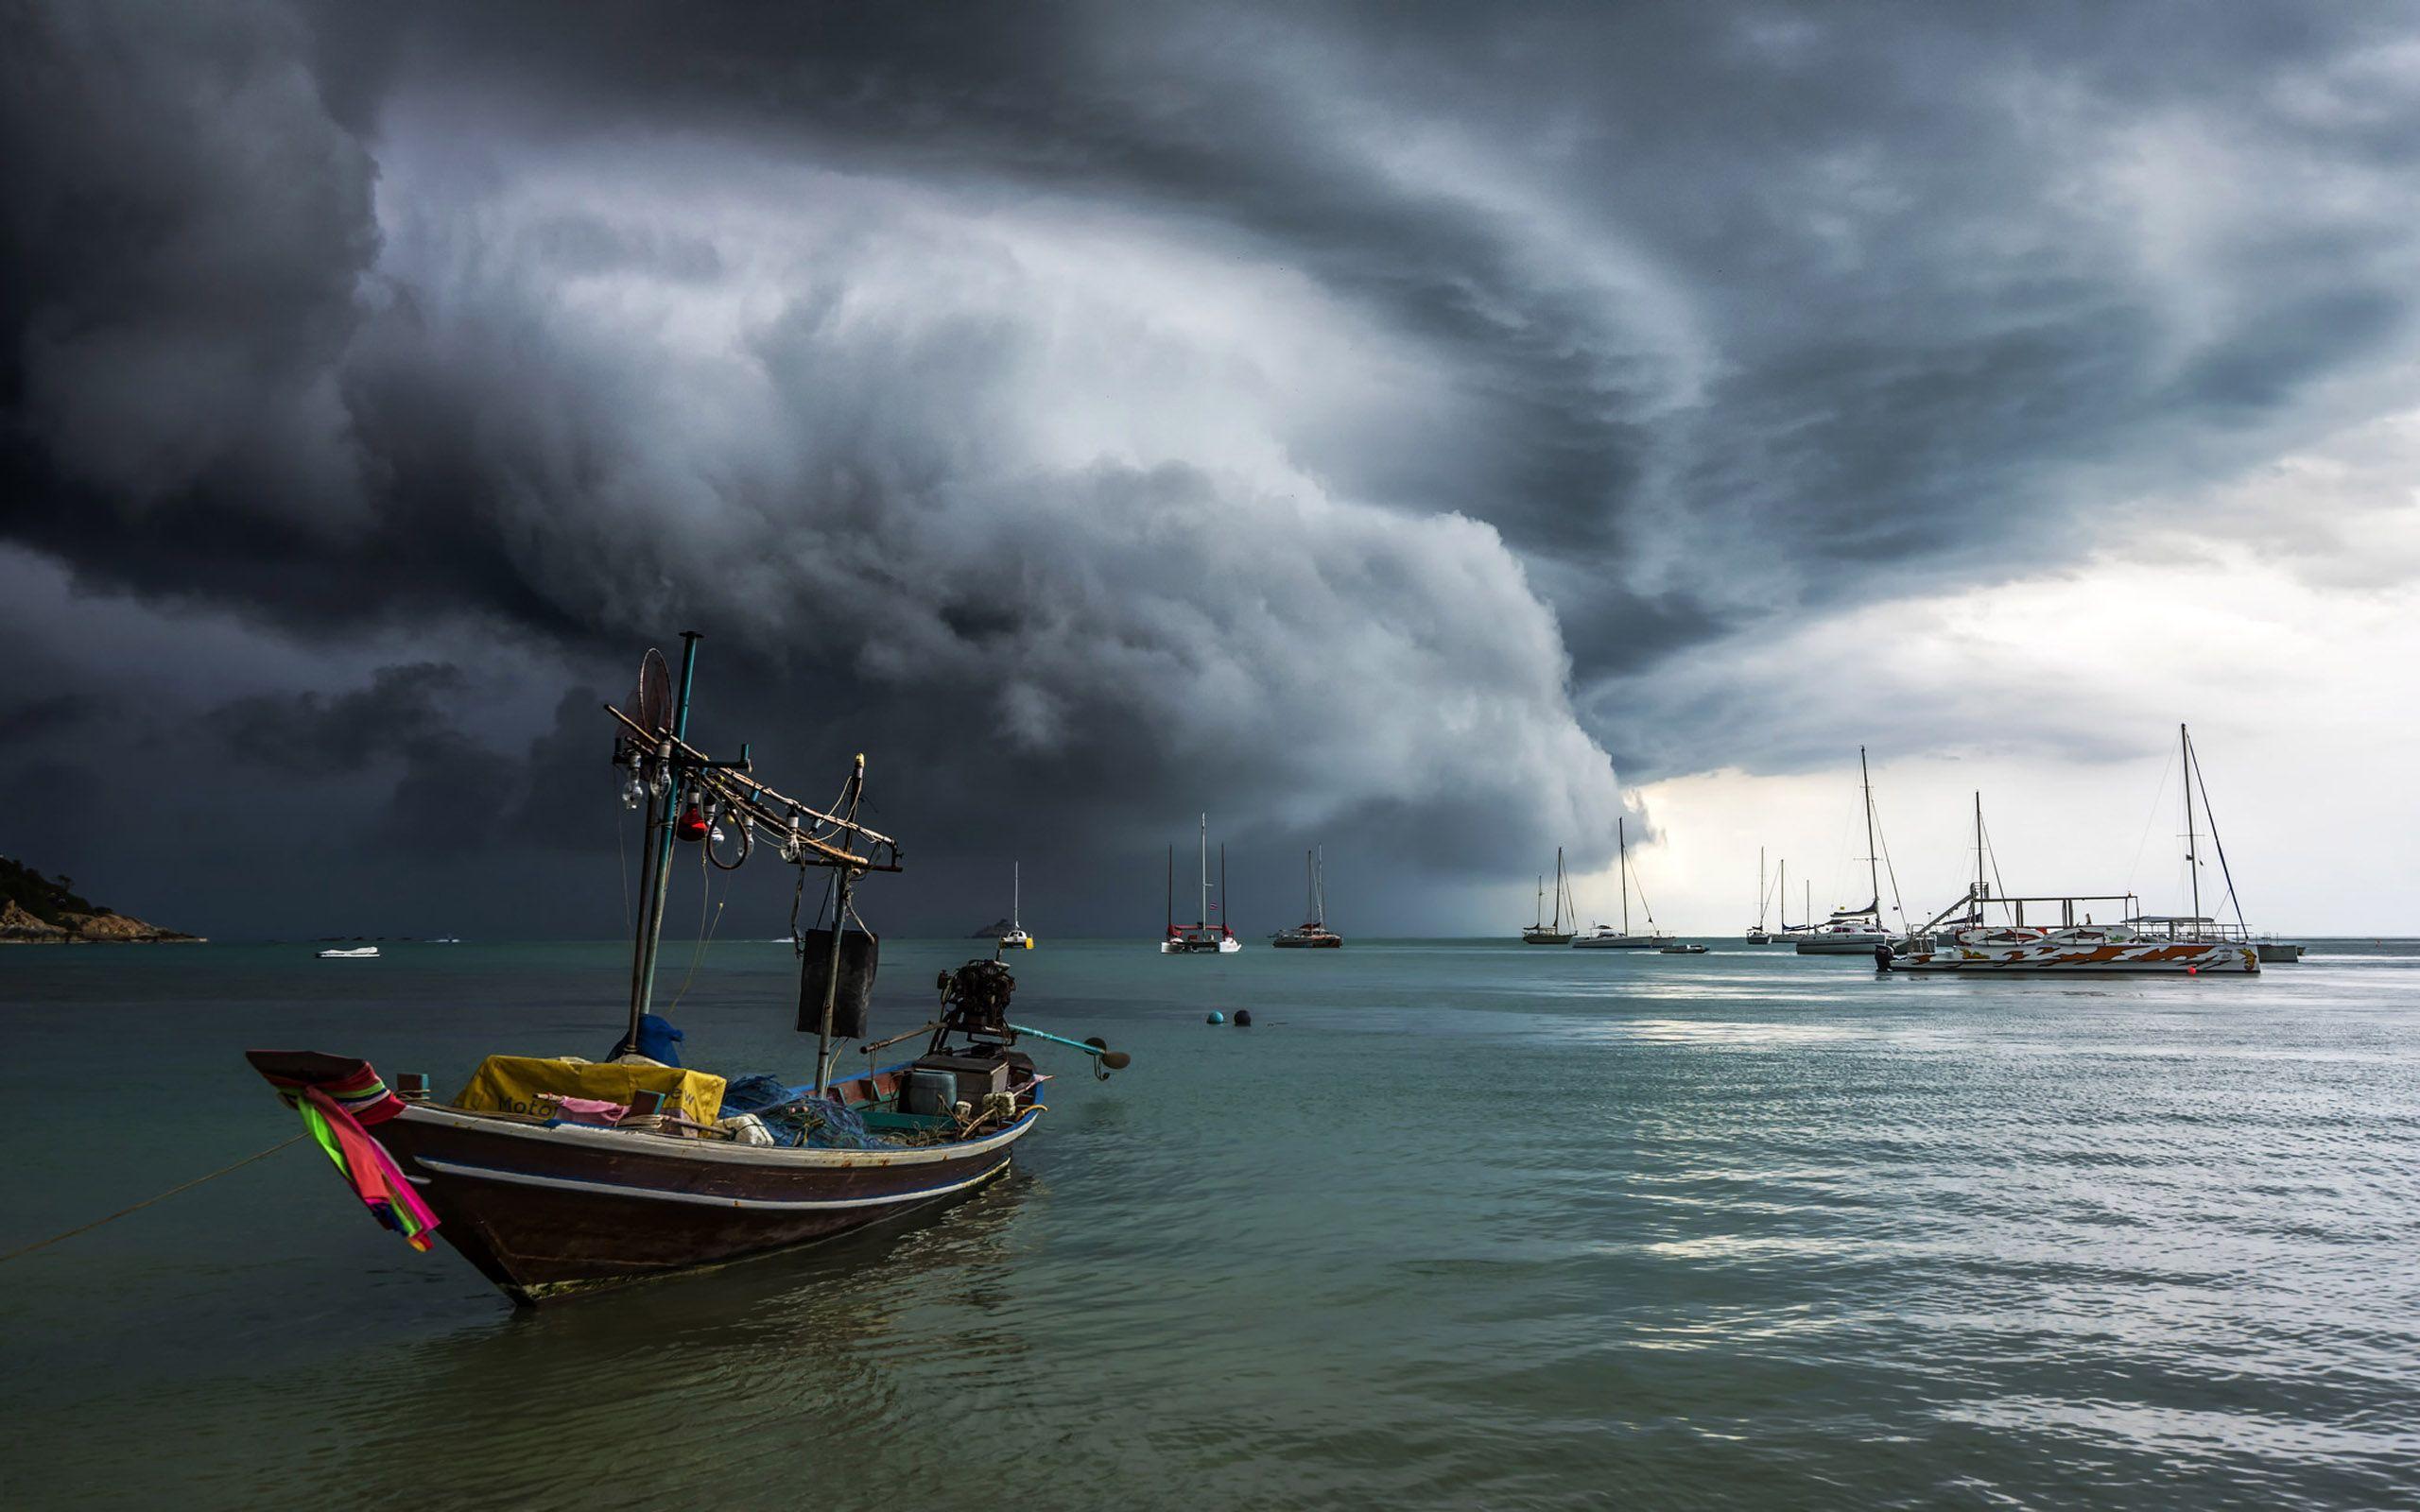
(1233, 1009), (1253, 1027)
(2187, 966), (2199, 975)
(1206, 1010), (1225, 1025)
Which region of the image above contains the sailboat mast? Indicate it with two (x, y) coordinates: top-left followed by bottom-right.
(1013, 861), (1020, 932)
(1167, 845), (1173, 934)
(1758, 846), (1766, 931)
(2182, 723), (2201, 924)
(1220, 843), (1229, 937)
(1315, 845), (1325, 928)
(627, 630), (702, 1046)
(1619, 818), (1631, 936)
(1199, 813), (1208, 931)
(1860, 745), (1879, 915)
(1778, 858), (1787, 930)
(1975, 791), (1985, 917)
(1553, 847), (1566, 931)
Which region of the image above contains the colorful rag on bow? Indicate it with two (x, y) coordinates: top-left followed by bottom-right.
(244, 1052), (440, 1252)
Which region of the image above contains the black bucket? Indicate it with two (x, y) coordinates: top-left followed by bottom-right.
(797, 928), (879, 1039)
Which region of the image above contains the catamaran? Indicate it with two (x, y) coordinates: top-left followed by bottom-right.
(1881, 731), (2259, 975)
(246, 634), (1128, 1304)
(1273, 846), (1342, 948)
(1573, 817), (1670, 948)
(1164, 814), (1241, 953)
(1522, 848), (1577, 944)
(998, 862), (1032, 951)
(1797, 748), (1904, 954)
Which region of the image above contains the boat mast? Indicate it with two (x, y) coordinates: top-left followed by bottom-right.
(1860, 745), (1879, 918)
(1220, 842), (1229, 937)
(1758, 846), (1766, 932)
(1553, 847), (1566, 932)
(1012, 861), (1020, 932)
(1199, 813), (1209, 932)
(1778, 858), (1787, 930)
(1315, 845), (1326, 928)
(2181, 722), (2201, 924)
(1974, 792), (1985, 921)
(1618, 818), (1631, 936)
(1305, 848), (1316, 925)
(1166, 844), (1174, 936)
(626, 630), (702, 1048)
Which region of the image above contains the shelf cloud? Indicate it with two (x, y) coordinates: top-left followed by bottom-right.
(6, 0), (2418, 935)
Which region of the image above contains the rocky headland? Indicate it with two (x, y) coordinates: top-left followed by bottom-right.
(0, 856), (200, 943)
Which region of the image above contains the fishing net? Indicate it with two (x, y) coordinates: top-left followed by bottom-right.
(717, 1074), (887, 1149)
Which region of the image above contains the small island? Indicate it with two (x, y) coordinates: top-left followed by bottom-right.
(1, 855), (201, 943)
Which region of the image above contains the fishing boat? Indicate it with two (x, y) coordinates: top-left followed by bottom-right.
(1272, 847), (1342, 948)
(246, 634), (1129, 1304)
(1163, 815), (1240, 953)
(1660, 943), (1708, 955)
(998, 863), (1032, 951)
(1521, 848), (1576, 944)
(315, 945), (378, 959)
(1573, 818), (1669, 948)
(1796, 748), (1904, 954)
(1881, 765), (2257, 976)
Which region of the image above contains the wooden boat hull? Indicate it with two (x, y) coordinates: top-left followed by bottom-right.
(373, 1101), (1041, 1302)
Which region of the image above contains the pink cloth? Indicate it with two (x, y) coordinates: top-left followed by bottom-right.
(542, 1094), (630, 1125)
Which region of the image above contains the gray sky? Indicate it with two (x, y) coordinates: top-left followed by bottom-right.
(5, 0), (2417, 939)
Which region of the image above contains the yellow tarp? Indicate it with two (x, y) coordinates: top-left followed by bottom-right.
(451, 1056), (726, 1125)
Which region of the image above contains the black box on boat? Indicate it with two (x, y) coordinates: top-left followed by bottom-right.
(796, 928), (877, 1039)
(915, 1051), (1011, 1108)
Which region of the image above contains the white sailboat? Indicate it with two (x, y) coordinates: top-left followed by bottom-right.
(1744, 847), (1773, 942)
(1573, 818), (1671, 949)
(316, 945), (379, 959)
(1796, 748), (1903, 954)
(998, 862), (1033, 951)
(1162, 815), (1241, 954)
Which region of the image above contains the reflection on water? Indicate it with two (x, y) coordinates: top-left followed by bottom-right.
(4, 938), (2418, 1509)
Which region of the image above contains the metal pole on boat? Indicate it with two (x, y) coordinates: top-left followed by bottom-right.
(813, 755), (867, 1094)
(1619, 819), (1630, 936)
(2182, 723), (2202, 926)
(1860, 746), (1879, 918)
(626, 631), (702, 1049)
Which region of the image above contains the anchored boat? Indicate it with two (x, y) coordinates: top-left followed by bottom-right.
(1164, 814), (1241, 953)
(1521, 848), (1577, 944)
(1881, 758), (2258, 976)
(1573, 818), (1669, 948)
(246, 634), (1128, 1304)
(1797, 747), (1905, 954)
(1273, 846), (1342, 948)
(998, 862), (1033, 951)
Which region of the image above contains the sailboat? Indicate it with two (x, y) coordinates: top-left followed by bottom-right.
(1521, 848), (1576, 944)
(1574, 818), (1671, 948)
(1796, 748), (1904, 954)
(1882, 734), (2260, 975)
(244, 633), (1129, 1304)
(1163, 814), (1241, 953)
(1744, 847), (1773, 942)
(1273, 847), (1342, 948)
(998, 863), (1033, 951)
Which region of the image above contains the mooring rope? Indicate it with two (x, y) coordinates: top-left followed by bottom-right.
(0, 1134), (304, 1263)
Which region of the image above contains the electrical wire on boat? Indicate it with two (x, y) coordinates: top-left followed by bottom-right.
(1, 1135), (304, 1263)
(666, 837), (729, 1011)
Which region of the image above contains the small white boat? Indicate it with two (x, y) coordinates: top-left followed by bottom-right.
(999, 862), (1033, 951)
(316, 946), (379, 959)
(1572, 818), (1670, 949)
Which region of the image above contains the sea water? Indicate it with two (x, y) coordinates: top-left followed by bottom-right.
(3, 939), (2415, 1509)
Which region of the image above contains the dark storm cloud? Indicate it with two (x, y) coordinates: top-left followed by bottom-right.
(6, 0), (2420, 933)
